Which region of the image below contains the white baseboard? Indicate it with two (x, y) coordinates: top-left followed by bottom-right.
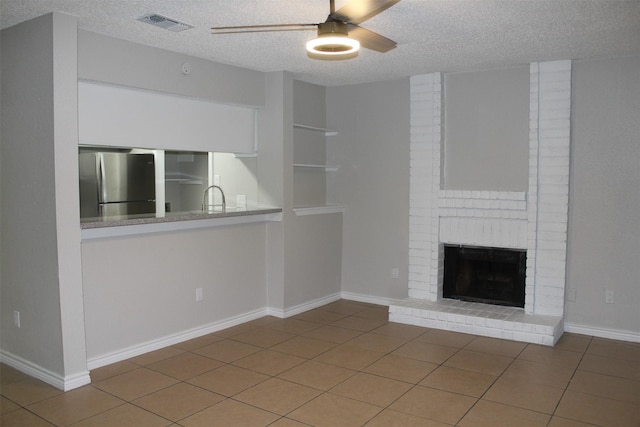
(0, 350), (90, 391)
(564, 323), (640, 343)
(266, 292), (342, 318)
(340, 291), (399, 307)
(87, 307), (269, 370)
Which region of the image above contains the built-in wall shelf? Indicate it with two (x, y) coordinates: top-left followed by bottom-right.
(293, 163), (339, 172)
(293, 205), (345, 216)
(165, 178), (203, 185)
(293, 123), (338, 136)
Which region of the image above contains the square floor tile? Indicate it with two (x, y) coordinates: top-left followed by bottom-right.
(231, 327), (294, 348)
(132, 382), (224, 421)
(587, 338), (640, 362)
(90, 361), (139, 383)
(458, 399), (550, 427)
(501, 358), (574, 389)
(330, 372), (412, 407)
(314, 344), (385, 370)
(553, 333), (591, 353)
(71, 403), (171, 427)
(517, 345), (582, 370)
(364, 354), (438, 384)
(463, 336), (527, 358)
(192, 339), (261, 363)
(354, 307), (389, 321)
(420, 366), (497, 397)
(128, 347), (184, 366)
(321, 300), (372, 315)
(294, 309), (348, 324)
(234, 378), (320, 415)
(93, 367), (178, 401)
(555, 390), (640, 427)
(0, 378), (62, 407)
(288, 393), (381, 427)
(264, 318), (323, 335)
(578, 353), (640, 381)
(303, 325), (363, 343)
(270, 335), (336, 358)
(278, 360), (356, 390)
(172, 333), (225, 351)
(232, 349), (305, 376)
(1, 407), (57, 427)
(417, 329), (475, 348)
(186, 364), (268, 397)
(569, 370), (640, 404)
(483, 376), (565, 414)
(26, 386), (123, 426)
(1, 396), (20, 415)
(348, 332), (410, 353)
(180, 398), (279, 427)
(390, 385), (476, 425)
(365, 409), (453, 427)
(370, 322), (428, 340)
(392, 340), (458, 364)
(444, 349), (513, 376)
(146, 352), (223, 380)
(330, 316), (387, 332)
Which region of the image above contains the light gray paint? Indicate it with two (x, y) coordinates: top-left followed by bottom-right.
(444, 67), (529, 191)
(1, 13), (87, 381)
(77, 30), (265, 107)
(566, 56), (640, 334)
(327, 79), (410, 300)
(82, 224), (268, 359)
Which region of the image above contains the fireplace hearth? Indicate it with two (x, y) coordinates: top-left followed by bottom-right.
(443, 245), (526, 308)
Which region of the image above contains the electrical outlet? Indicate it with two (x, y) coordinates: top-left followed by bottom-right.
(196, 288), (203, 302)
(391, 267), (399, 279)
(605, 290), (614, 304)
(236, 194), (247, 210)
(13, 310), (20, 328)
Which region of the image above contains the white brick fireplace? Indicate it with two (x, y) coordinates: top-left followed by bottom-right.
(389, 61), (571, 345)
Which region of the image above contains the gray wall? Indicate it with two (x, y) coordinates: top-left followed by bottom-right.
(327, 79), (410, 301)
(444, 67), (530, 191)
(1, 13), (87, 383)
(82, 224), (268, 361)
(565, 56), (640, 334)
(78, 31), (264, 107)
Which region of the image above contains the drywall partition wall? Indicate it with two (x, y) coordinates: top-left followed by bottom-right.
(82, 223), (268, 365)
(326, 79), (411, 301)
(78, 30), (264, 108)
(0, 12), (89, 390)
(566, 56), (640, 339)
(444, 67), (529, 191)
(79, 81), (256, 153)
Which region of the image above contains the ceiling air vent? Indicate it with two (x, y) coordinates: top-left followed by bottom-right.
(138, 14), (193, 32)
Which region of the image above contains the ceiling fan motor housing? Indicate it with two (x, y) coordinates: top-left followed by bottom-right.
(314, 21), (353, 53)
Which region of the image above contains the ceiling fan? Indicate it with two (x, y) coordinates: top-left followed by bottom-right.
(211, 0), (400, 60)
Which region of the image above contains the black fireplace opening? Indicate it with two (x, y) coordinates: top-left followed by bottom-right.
(443, 245), (526, 308)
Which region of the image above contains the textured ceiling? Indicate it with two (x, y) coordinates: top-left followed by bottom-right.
(2, 0), (640, 86)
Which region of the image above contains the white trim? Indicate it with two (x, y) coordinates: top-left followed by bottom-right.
(81, 212), (282, 241)
(86, 307), (269, 370)
(564, 323), (640, 344)
(0, 350), (90, 391)
(293, 205), (345, 216)
(341, 291), (400, 307)
(266, 293), (342, 318)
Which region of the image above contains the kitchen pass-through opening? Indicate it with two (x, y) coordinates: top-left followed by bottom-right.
(443, 245), (526, 308)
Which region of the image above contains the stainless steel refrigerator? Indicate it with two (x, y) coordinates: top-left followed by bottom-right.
(79, 151), (156, 218)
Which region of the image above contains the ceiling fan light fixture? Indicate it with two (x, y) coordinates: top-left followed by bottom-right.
(306, 21), (360, 60)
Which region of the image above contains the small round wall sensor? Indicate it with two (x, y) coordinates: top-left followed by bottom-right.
(181, 62), (192, 75)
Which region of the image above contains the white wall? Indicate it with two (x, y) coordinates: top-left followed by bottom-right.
(565, 56), (640, 337)
(327, 79), (410, 301)
(1, 13), (88, 389)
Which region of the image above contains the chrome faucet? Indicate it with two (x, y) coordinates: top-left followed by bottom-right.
(202, 185), (226, 212)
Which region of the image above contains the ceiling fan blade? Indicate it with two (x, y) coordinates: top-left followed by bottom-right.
(347, 24), (396, 52)
(332, 0), (401, 24)
(211, 23), (317, 34)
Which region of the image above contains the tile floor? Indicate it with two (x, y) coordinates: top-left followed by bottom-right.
(1, 300), (639, 426)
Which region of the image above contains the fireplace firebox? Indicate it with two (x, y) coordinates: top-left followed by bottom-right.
(443, 245), (526, 308)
